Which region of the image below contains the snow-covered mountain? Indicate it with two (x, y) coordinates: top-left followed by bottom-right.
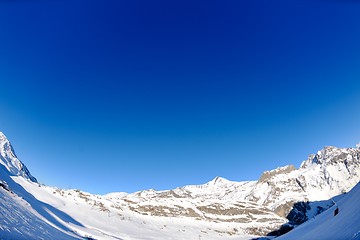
(0, 132), (37, 182)
(0, 131), (359, 239)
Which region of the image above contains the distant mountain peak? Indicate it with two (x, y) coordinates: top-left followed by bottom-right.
(0, 131), (8, 141)
(0, 132), (37, 182)
(300, 144), (359, 169)
(208, 176), (230, 185)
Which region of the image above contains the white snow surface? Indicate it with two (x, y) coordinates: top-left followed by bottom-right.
(0, 131), (360, 240)
(278, 181), (360, 240)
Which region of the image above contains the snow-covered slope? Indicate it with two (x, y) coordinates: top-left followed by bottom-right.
(0, 131), (359, 239)
(277, 181), (360, 240)
(0, 168), (80, 240)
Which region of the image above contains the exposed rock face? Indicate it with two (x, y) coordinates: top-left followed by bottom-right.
(286, 201), (310, 225)
(259, 165), (296, 183)
(301, 145), (360, 169)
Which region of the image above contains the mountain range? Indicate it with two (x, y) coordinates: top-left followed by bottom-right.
(0, 131), (359, 240)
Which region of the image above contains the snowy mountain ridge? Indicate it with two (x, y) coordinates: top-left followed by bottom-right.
(113, 144), (360, 237)
(0, 131), (359, 239)
(0, 132), (37, 183)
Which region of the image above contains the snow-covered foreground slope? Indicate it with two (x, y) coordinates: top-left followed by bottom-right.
(1, 175), (256, 240)
(14, 176), (259, 240)
(278, 181), (360, 240)
(0, 171), (80, 240)
(0, 131), (360, 239)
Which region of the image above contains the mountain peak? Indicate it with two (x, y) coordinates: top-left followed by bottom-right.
(300, 144), (360, 169)
(0, 132), (37, 182)
(208, 176), (230, 185)
(0, 131), (7, 141)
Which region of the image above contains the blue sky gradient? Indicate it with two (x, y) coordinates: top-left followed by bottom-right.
(1, 0), (360, 194)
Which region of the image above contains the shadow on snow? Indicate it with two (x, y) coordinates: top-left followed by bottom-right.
(0, 164), (84, 239)
(251, 192), (346, 240)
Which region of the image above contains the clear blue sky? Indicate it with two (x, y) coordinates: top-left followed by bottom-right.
(0, 0), (360, 194)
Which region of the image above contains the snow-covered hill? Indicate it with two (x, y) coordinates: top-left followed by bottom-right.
(0, 131), (359, 239)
